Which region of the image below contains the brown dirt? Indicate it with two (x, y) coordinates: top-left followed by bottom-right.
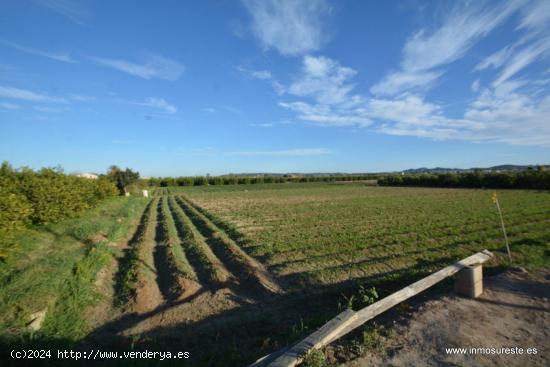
(344, 269), (549, 367)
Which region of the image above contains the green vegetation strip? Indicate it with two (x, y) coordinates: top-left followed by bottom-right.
(160, 196), (198, 282)
(174, 195), (282, 293)
(116, 198), (157, 306)
(167, 195), (230, 284)
(0, 196), (148, 339)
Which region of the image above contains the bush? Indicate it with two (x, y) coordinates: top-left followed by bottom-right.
(0, 162), (118, 234)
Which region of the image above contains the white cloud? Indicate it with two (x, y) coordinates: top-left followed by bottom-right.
(0, 40), (77, 63)
(250, 123), (275, 127)
(133, 97), (177, 114)
(517, 0), (550, 31)
(367, 87), (550, 146)
(370, 70), (442, 96)
(372, 1), (523, 96)
(367, 95), (443, 127)
(0, 85), (67, 103)
(32, 105), (70, 113)
(471, 79), (481, 92)
(229, 148), (332, 156)
(278, 54), (550, 146)
(236, 66), (285, 94)
(492, 36), (550, 86)
(223, 105), (242, 114)
(0, 102), (20, 110)
(90, 53), (184, 81)
(288, 55), (357, 105)
(280, 101), (371, 127)
(70, 94), (95, 101)
(34, 0), (90, 25)
(243, 0), (330, 56)
(474, 46), (515, 71)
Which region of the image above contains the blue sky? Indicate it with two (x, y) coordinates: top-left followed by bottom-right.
(1, 0), (549, 176)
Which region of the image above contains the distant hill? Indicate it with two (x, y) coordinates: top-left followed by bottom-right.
(222, 165), (548, 177)
(402, 165), (549, 174)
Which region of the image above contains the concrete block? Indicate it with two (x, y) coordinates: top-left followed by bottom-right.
(455, 264), (483, 298)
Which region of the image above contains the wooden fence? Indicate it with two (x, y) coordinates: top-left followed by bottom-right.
(250, 250), (494, 367)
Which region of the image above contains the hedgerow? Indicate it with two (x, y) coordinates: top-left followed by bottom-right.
(149, 174), (379, 187)
(377, 170), (550, 190)
(0, 162), (118, 236)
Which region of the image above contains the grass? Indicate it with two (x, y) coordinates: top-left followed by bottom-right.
(0, 196), (148, 339)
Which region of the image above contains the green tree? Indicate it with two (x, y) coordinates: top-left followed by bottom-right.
(106, 166), (140, 195)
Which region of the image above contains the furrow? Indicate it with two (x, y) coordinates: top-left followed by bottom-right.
(174, 195), (283, 294)
(167, 195), (231, 285)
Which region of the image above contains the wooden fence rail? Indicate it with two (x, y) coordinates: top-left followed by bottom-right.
(249, 249), (494, 367)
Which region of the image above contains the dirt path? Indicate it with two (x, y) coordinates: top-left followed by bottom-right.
(345, 269), (549, 367)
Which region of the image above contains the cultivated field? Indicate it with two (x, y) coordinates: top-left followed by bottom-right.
(1, 183), (549, 366)
(180, 183), (550, 288)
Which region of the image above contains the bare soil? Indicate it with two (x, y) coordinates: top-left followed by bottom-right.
(345, 269), (549, 367)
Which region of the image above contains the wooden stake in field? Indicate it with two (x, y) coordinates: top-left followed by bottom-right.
(492, 192), (512, 263)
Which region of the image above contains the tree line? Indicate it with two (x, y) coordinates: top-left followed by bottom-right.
(148, 174), (378, 187)
(377, 169), (550, 190)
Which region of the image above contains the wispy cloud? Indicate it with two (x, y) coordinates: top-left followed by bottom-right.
(250, 122), (275, 127)
(32, 105), (70, 113)
(0, 85), (67, 103)
(492, 36), (550, 86)
(279, 101), (371, 127)
(236, 66), (285, 94)
(132, 97), (177, 114)
(243, 0), (331, 56)
(229, 148), (332, 157)
(0, 40), (77, 63)
(223, 105), (242, 114)
(372, 1), (523, 96)
(90, 53), (184, 81)
(34, 0), (91, 25)
(70, 94), (95, 101)
(517, 0), (550, 31)
(0, 102), (20, 110)
(474, 45), (515, 71)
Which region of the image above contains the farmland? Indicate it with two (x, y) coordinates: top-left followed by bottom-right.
(181, 183), (550, 287)
(1, 182), (549, 366)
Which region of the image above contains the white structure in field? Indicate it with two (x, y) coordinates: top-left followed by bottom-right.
(142, 190), (149, 198)
(75, 173), (99, 179)
(125, 192), (130, 197)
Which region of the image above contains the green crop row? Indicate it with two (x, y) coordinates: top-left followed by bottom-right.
(167, 195), (230, 284)
(159, 196), (198, 282)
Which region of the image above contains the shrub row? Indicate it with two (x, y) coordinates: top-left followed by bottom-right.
(0, 162), (118, 235)
(149, 174), (378, 187)
(378, 170), (550, 190)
